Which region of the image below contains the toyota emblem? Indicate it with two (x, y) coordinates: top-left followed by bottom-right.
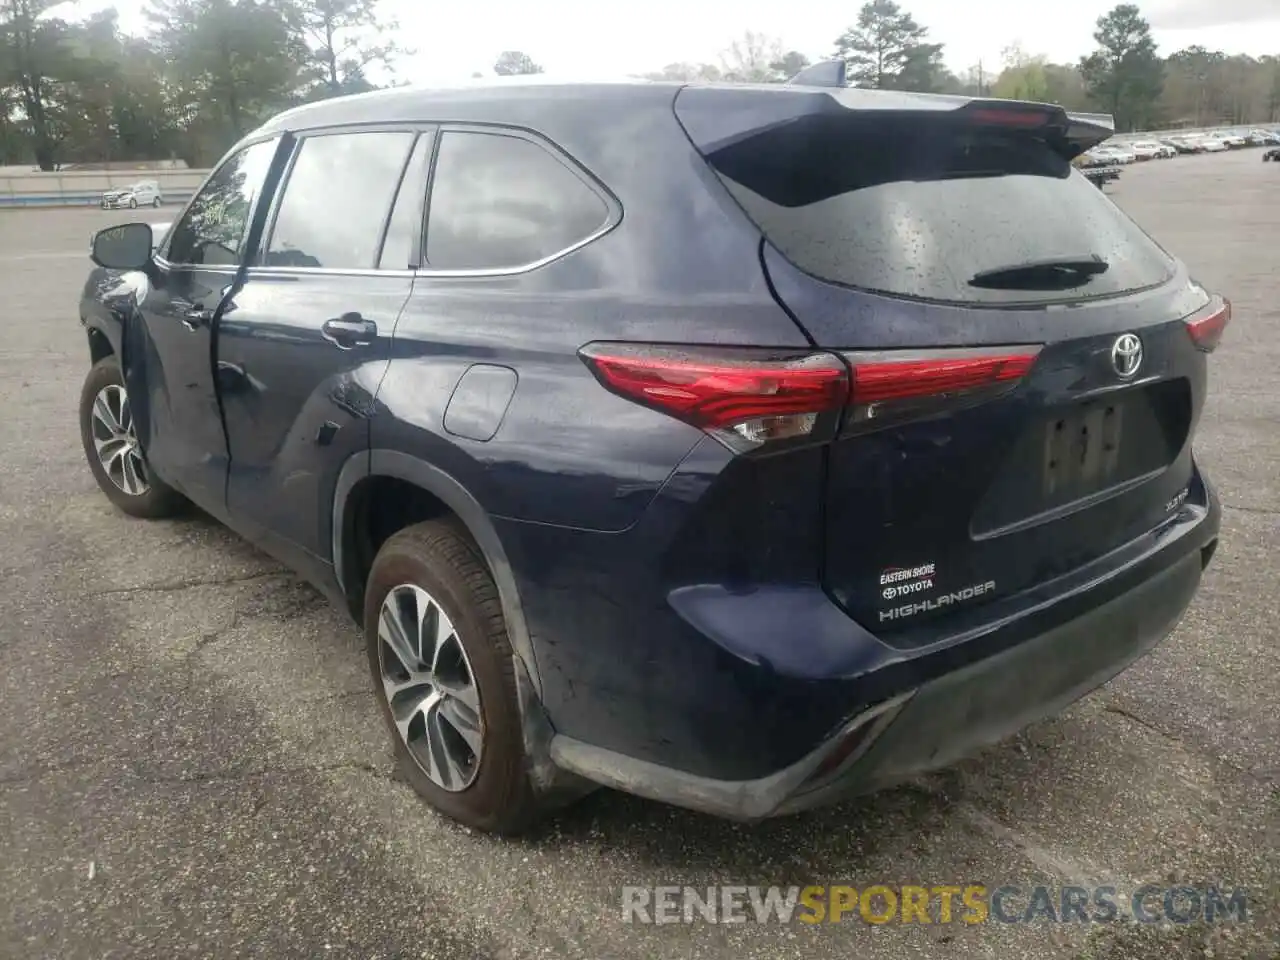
(1111, 333), (1143, 379)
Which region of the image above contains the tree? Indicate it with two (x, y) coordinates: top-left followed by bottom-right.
(44, 10), (181, 164)
(147, 0), (302, 163)
(1267, 57), (1280, 123)
(993, 44), (1051, 102)
(895, 42), (947, 92)
(770, 50), (810, 81)
(638, 61), (721, 82)
(1163, 46), (1228, 125)
(283, 0), (406, 98)
(1044, 63), (1091, 111)
(493, 50), (542, 76)
(1079, 4), (1164, 131)
(1, 0), (78, 169)
(833, 0), (944, 92)
(719, 30), (783, 82)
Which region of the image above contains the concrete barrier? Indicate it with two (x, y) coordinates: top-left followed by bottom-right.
(0, 168), (211, 208)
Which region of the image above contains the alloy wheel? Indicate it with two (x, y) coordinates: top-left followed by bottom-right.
(377, 584), (484, 791)
(90, 384), (150, 496)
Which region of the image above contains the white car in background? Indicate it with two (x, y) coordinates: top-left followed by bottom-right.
(1208, 130), (1246, 148)
(1196, 136), (1229, 152)
(1099, 144), (1137, 164)
(1128, 140), (1174, 160)
(100, 180), (164, 210)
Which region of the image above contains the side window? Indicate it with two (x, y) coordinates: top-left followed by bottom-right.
(425, 131), (610, 271)
(264, 131), (415, 270)
(378, 133), (434, 271)
(165, 139), (278, 266)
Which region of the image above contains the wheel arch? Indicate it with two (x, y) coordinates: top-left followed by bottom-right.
(332, 449), (542, 701)
(86, 324), (115, 365)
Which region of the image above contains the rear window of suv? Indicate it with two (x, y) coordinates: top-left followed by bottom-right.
(705, 113), (1175, 305)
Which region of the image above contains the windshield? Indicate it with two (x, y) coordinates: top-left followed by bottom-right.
(707, 113), (1175, 305)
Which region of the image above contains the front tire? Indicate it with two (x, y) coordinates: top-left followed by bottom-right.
(153, 196), (162, 207)
(79, 359), (184, 519)
(128, 197), (137, 209)
(364, 520), (539, 834)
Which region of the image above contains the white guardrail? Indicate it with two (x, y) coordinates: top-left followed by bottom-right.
(0, 168), (211, 209)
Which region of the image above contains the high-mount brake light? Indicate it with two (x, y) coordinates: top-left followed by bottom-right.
(578, 344), (848, 452)
(964, 108), (1056, 128)
(841, 347), (1041, 431)
(1184, 298), (1230, 353)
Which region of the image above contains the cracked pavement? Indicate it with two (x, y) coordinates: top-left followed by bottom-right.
(1, 150), (1278, 959)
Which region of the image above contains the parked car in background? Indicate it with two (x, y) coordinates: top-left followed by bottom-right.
(1127, 141), (1160, 160)
(1209, 131), (1246, 148)
(1196, 136), (1229, 153)
(1248, 130), (1280, 145)
(77, 80), (1226, 833)
(1128, 140), (1175, 160)
(100, 180), (163, 209)
(1089, 145), (1135, 165)
(1161, 138), (1200, 155)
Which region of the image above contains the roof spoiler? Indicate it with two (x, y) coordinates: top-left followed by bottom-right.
(1064, 110), (1115, 150)
(787, 59), (847, 88)
(783, 64), (1117, 154)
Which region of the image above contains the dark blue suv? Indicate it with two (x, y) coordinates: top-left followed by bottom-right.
(79, 79), (1226, 833)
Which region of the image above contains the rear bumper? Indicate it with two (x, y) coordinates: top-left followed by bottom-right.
(547, 482), (1219, 820)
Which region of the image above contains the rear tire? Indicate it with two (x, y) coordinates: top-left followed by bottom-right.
(79, 359), (185, 519)
(128, 197), (137, 209)
(153, 196), (162, 207)
(364, 520), (540, 834)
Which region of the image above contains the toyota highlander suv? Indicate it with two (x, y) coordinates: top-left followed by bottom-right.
(78, 76), (1226, 834)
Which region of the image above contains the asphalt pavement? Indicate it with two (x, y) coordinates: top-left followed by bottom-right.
(1, 150), (1277, 960)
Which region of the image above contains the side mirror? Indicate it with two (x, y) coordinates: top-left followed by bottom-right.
(91, 222), (153, 271)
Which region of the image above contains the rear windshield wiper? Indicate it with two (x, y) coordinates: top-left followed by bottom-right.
(968, 254), (1110, 291)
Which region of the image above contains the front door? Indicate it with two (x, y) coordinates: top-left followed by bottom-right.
(127, 137), (281, 510)
(218, 127), (428, 560)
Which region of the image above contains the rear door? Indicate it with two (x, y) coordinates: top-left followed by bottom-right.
(676, 88), (1221, 636)
(217, 127), (428, 559)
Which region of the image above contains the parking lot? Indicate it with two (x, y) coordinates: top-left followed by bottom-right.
(1, 148), (1277, 959)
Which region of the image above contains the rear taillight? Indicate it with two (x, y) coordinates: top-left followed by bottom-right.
(579, 343), (848, 452)
(1185, 298), (1230, 352)
(581, 343), (1042, 451)
(841, 347), (1041, 433)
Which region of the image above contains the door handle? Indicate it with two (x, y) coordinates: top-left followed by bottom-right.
(181, 286), (235, 330)
(182, 305), (213, 330)
(321, 314), (377, 349)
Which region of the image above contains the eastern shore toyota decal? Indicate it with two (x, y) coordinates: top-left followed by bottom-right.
(877, 561), (995, 622)
(880, 563), (936, 598)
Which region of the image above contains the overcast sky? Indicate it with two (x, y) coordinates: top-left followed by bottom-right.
(70, 0), (1280, 84)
